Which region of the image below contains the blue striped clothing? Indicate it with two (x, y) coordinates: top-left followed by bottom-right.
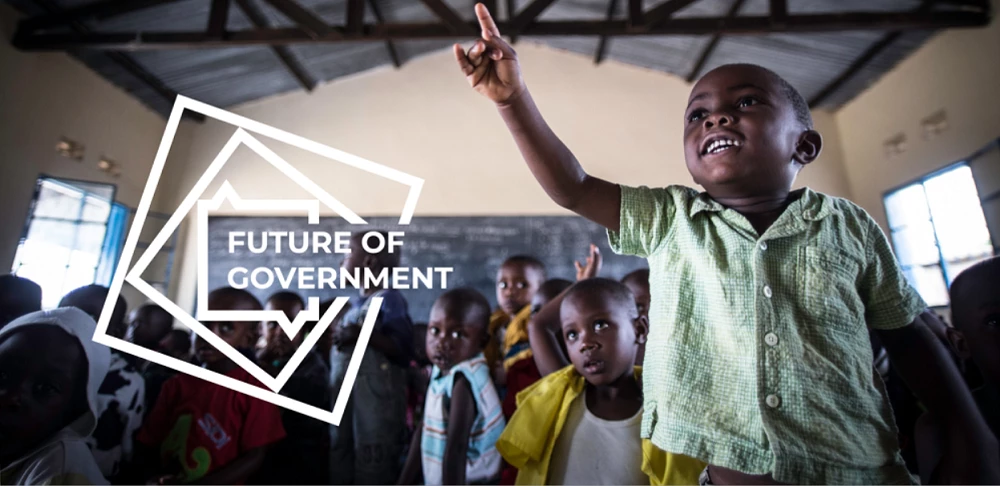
(421, 353), (505, 485)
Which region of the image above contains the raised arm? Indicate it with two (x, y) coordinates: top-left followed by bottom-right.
(454, 4), (621, 231)
(527, 291), (570, 376)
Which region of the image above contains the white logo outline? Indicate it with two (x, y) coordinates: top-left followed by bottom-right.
(94, 95), (424, 426)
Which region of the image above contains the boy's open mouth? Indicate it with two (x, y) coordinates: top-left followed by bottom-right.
(582, 358), (605, 374)
(701, 133), (744, 156)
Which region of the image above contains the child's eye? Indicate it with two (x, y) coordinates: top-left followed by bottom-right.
(220, 323), (234, 334)
(429, 327), (440, 336)
(593, 320), (609, 331)
(515, 282), (527, 289)
(984, 314), (999, 328)
(737, 96), (759, 108)
(449, 331), (461, 339)
(497, 282), (508, 289)
(687, 109), (707, 123)
(565, 330), (578, 342)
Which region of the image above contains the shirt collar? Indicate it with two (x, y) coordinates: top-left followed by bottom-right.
(688, 187), (838, 222)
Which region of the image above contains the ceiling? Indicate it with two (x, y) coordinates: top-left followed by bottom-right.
(5, 0), (993, 119)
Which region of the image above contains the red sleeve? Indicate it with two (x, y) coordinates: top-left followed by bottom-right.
(239, 395), (286, 451)
(136, 375), (180, 446)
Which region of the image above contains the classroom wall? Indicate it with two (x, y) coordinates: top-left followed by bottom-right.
(160, 42), (852, 310)
(835, 0), (1000, 233)
(0, 4), (193, 309)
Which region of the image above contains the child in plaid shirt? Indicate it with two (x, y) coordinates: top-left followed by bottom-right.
(452, 4), (999, 483)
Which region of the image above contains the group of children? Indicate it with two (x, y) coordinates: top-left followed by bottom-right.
(2, 3), (1000, 484)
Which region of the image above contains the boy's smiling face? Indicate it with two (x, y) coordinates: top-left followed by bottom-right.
(683, 64), (821, 199)
(560, 289), (647, 386)
(0, 326), (88, 465)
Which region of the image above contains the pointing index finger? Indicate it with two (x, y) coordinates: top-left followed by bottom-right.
(475, 3), (501, 38)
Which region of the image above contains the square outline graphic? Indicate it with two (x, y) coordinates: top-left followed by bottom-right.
(94, 95), (424, 426)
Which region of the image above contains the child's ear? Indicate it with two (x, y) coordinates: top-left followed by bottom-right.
(792, 130), (823, 166)
(946, 327), (970, 360)
(634, 315), (649, 345)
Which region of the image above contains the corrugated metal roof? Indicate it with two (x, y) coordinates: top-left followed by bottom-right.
(4, 0), (972, 117)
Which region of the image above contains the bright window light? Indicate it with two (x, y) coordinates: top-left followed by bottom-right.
(11, 178), (127, 309)
(884, 164), (994, 307)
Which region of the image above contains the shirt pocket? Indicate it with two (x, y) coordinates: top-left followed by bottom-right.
(797, 246), (865, 335)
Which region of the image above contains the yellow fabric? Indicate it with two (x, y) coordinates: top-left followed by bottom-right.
(487, 305), (535, 372)
(503, 347), (533, 371)
(486, 309), (509, 372)
(496, 365), (705, 485)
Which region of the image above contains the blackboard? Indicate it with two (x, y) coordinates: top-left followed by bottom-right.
(206, 216), (647, 322)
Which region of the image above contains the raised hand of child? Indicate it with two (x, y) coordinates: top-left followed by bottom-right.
(574, 244), (602, 281)
(453, 3), (525, 105)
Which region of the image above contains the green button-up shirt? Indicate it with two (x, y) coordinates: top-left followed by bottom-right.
(609, 185), (925, 485)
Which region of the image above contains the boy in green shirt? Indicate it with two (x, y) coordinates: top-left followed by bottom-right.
(452, 4), (999, 484)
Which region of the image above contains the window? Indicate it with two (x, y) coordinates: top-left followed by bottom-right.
(11, 177), (128, 309)
(884, 164), (994, 307)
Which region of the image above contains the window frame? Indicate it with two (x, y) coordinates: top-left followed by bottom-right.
(883, 146), (997, 306)
(12, 175), (125, 303)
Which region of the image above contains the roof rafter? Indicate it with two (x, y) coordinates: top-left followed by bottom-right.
(234, 0), (317, 91)
(259, 0), (337, 39)
(13, 8), (989, 50)
(809, 0), (939, 107)
(23, 0), (202, 121)
(419, 0), (476, 35)
(685, 0), (746, 82)
(367, 0), (401, 68)
(594, 0), (619, 64)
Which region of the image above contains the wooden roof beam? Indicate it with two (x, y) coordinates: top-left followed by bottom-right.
(234, 0), (317, 91)
(260, 0), (338, 39)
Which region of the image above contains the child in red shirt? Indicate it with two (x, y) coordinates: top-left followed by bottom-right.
(135, 288), (285, 484)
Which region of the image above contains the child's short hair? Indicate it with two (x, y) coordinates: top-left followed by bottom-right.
(502, 255), (547, 279)
(163, 329), (192, 356)
(59, 284), (127, 336)
(0, 275), (42, 326)
(352, 230), (401, 269)
(537, 278), (572, 304)
(950, 257), (1000, 314)
(709, 63), (812, 130)
(267, 290), (305, 308)
(207, 287), (263, 310)
(564, 278), (638, 318)
(434, 287), (492, 332)
(621, 268), (649, 287)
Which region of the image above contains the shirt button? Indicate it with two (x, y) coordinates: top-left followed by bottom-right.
(759, 241), (768, 251)
(765, 333), (779, 346)
(766, 394), (781, 408)
(763, 285), (773, 298)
